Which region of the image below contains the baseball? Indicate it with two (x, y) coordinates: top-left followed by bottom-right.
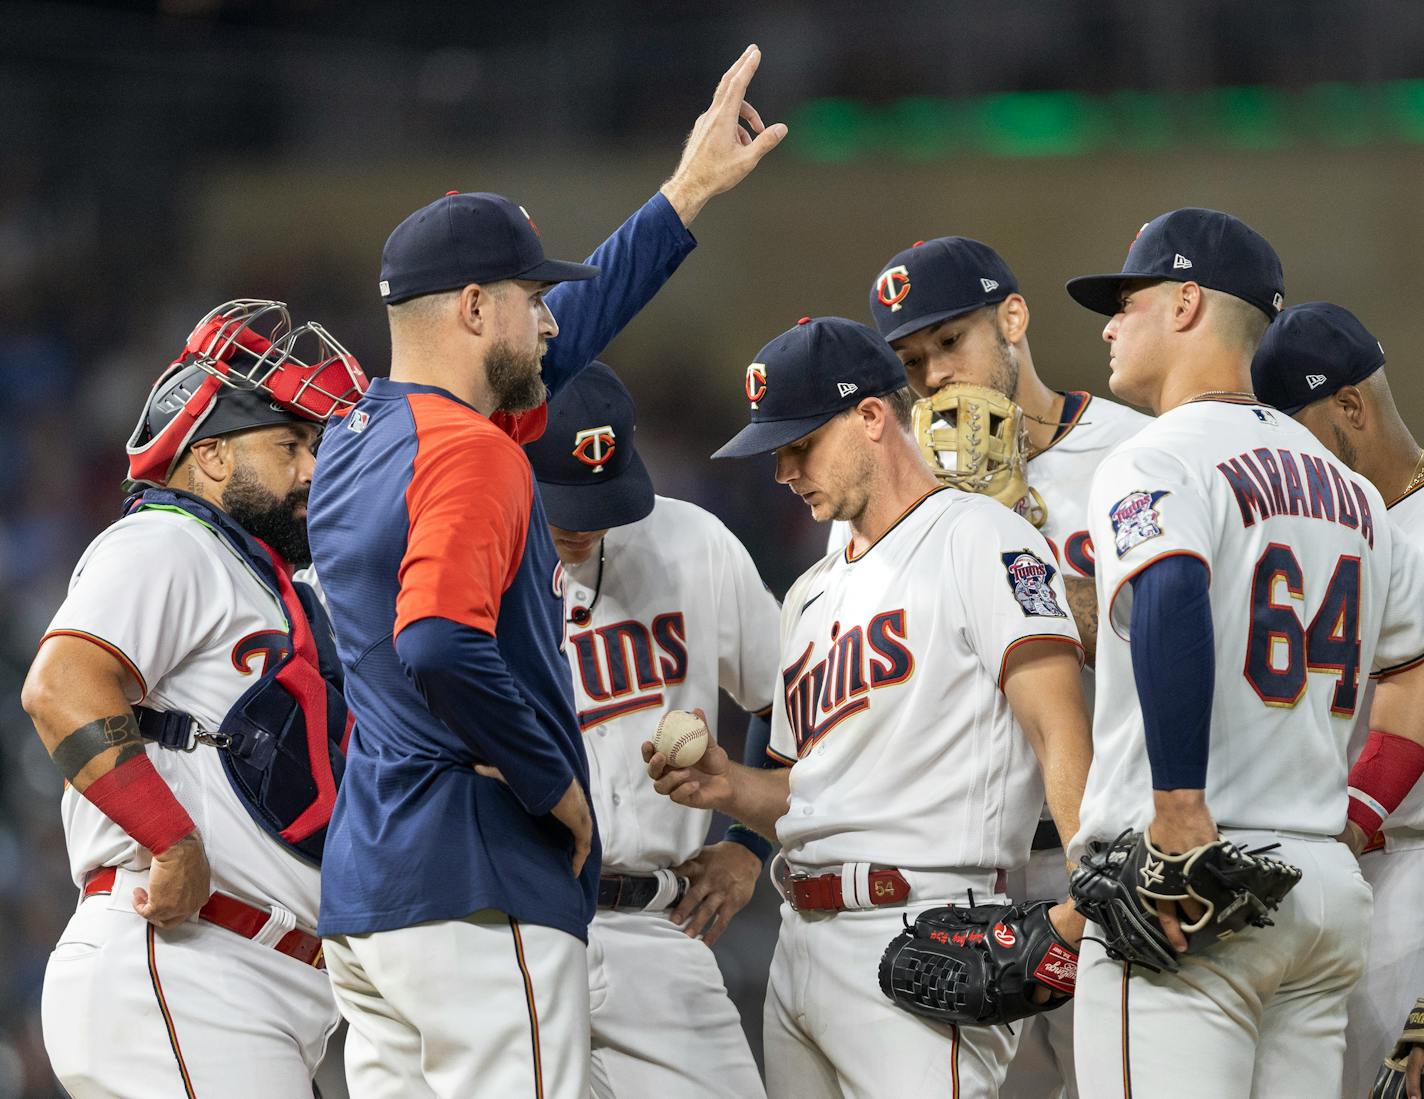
(651, 709), (710, 768)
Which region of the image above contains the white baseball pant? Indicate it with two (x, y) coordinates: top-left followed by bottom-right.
(1001, 845), (1077, 1099)
(323, 909), (589, 1099)
(42, 876), (338, 1099)
(1075, 832), (1371, 1099)
(1343, 845), (1424, 1098)
(763, 868), (1018, 1099)
(588, 908), (764, 1098)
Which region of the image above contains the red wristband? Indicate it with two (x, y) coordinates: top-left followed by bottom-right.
(1347, 730), (1424, 837)
(81, 753), (195, 855)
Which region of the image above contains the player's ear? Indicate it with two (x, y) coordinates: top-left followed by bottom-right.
(1334, 384), (1367, 431)
(997, 294), (1029, 344)
(858, 397), (888, 443)
(459, 283), (489, 336)
(1171, 282), (1204, 331)
(186, 436), (233, 485)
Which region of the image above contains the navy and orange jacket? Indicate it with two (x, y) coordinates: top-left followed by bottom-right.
(309, 192), (694, 939)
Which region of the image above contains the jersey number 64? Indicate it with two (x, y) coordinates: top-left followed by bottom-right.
(1245, 543), (1360, 717)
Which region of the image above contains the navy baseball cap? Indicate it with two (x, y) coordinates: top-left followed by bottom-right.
(869, 237), (1019, 343)
(1066, 208), (1284, 321)
(525, 362), (654, 531)
(712, 317), (909, 459)
(379, 191), (599, 304)
(1251, 302), (1385, 415)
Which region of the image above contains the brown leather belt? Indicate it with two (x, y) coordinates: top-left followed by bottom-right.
(789, 867), (910, 911)
(83, 866), (325, 970)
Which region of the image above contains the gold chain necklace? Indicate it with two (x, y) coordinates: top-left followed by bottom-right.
(1184, 389), (1257, 404)
(1402, 449), (1424, 499)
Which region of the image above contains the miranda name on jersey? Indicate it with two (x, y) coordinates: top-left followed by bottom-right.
(1217, 447), (1375, 548)
(782, 609), (913, 755)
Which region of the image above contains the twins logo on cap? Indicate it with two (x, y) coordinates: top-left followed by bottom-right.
(571, 425), (616, 473)
(876, 265), (911, 312)
(745, 363), (768, 408)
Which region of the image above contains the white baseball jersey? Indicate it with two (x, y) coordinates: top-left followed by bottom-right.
(771, 487), (1082, 871)
(557, 496), (780, 872)
(1350, 483), (1424, 849)
(44, 508), (322, 928)
(1076, 399), (1424, 850)
(826, 391), (1148, 582)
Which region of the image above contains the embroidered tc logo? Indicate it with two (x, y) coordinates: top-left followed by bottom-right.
(572, 425), (616, 472)
(876, 265), (911, 312)
(746, 363), (768, 408)
(518, 204), (541, 237)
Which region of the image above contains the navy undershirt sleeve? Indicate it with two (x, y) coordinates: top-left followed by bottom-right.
(724, 710), (777, 863)
(1129, 555), (1215, 791)
(541, 192), (696, 401)
(395, 616), (575, 816)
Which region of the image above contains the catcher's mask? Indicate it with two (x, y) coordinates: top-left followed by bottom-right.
(911, 383), (1047, 528)
(126, 299), (369, 487)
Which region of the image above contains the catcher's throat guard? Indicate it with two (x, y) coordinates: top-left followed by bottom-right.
(910, 383), (1047, 527)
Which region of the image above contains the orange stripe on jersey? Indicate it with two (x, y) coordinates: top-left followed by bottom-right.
(1033, 391), (1092, 458)
(147, 924), (198, 1098)
(395, 393), (533, 639)
(845, 486), (951, 563)
(1374, 650), (1424, 680)
(1105, 550), (1213, 644)
(1388, 479), (1424, 510)
(949, 1024), (960, 1097)
(766, 746), (797, 766)
(997, 634), (1086, 691)
(1120, 964), (1133, 1098)
(509, 918), (545, 1098)
(40, 629), (149, 700)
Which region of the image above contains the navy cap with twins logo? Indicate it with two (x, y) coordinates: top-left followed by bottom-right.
(525, 361), (654, 532)
(869, 237), (1020, 344)
(379, 191), (600, 304)
(712, 316), (909, 459)
(1251, 302), (1385, 416)
(1066, 207), (1284, 321)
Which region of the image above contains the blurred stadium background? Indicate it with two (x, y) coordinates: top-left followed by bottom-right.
(4, 1), (1424, 1093)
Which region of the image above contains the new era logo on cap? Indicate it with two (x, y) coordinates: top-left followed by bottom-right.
(1173, 253), (1193, 270)
(1251, 302), (1386, 416)
(379, 280), (390, 297)
(868, 237), (1020, 344)
(837, 382), (859, 398)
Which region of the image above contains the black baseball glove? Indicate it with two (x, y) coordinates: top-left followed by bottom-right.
(1068, 831), (1302, 973)
(878, 899), (1079, 1027)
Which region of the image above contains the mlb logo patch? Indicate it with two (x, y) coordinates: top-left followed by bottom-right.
(1109, 490), (1169, 557)
(1000, 550), (1067, 618)
(347, 409), (370, 433)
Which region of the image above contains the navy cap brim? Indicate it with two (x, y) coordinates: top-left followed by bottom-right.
(536, 448), (654, 530)
(712, 411), (843, 460)
(518, 257), (601, 283)
(880, 301), (991, 344)
(1065, 272), (1152, 316)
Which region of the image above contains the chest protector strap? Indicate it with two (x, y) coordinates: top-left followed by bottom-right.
(125, 489), (348, 866)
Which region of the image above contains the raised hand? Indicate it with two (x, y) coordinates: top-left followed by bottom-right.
(660, 45), (788, 226)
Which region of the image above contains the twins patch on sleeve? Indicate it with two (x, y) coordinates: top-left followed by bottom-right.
(1000, 550), (1068, 618)
(1108, 490), (1169, 557)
